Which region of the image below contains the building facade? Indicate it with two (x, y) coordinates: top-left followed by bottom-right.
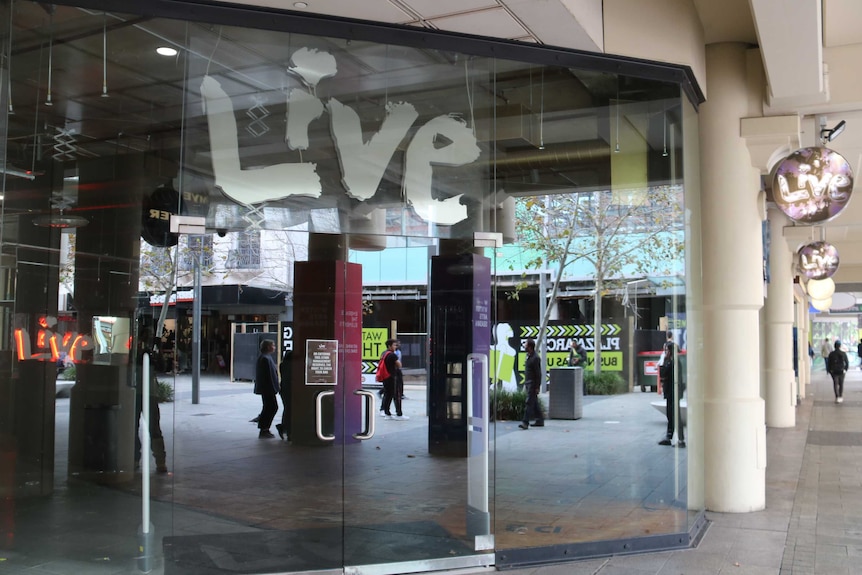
(1, 0), (854, 573)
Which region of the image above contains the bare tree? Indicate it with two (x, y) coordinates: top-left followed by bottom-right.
(139, 241), (180, 339)
(513, 185), (684, 374)
(140, 236), (216, 337)
(59, 233), (76, 302)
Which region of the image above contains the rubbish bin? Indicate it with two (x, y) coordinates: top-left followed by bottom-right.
(636, 351), (663, 392)
(549, 367), (583, 420)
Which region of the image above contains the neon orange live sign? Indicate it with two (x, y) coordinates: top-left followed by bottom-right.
(14, 315), (94, 363)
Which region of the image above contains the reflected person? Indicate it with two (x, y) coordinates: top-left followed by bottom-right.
(254, 339), (280, 438)
(519, 338), (544, 429)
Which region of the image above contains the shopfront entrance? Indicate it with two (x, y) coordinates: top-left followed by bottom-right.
(0, 1), (699, 573)
(152, 233), (496, 575)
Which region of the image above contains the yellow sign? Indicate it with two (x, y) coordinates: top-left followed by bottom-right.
(362, 328), (388, 360)
(520, 351), (624, 373)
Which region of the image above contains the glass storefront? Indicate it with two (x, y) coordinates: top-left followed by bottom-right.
(0, 1), (702, 573)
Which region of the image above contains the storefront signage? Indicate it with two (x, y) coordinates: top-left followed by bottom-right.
(772, 147), (853, 224)
(359, 328), (389, 385)
(280, 323), (293, 353)
(150, 289), (195, 306)
(202, 47), (480, 226)
(141, 184), (180, 247)
(797, 241), (840, 280)
(490, 321), (626, 391)
(305, 339), (338, 385)
(14, 315), (94, 363)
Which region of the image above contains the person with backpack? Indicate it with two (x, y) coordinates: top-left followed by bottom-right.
(658, 331), (685, 447)
(377, 339), (408, 420)
(827, 340), (849, 404)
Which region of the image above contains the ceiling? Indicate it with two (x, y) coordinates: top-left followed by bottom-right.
(2, 1), (678, 223)
(5, 0), (862, 307)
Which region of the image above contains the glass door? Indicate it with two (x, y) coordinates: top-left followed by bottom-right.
(342, 234), (496, 574)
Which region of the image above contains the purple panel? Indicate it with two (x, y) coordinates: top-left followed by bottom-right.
(334, 262), (363, 445)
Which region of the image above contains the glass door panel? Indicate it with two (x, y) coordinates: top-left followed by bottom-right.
(343, 235), (495, 574)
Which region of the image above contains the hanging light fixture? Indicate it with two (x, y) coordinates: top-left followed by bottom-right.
(6, 11), (13, 114)
(806, 277), (835, 300)
(614, 78), (620, 153)
(662, 111), (668, 157)
(32, 211), (89, 229)
(538, 68), (545, 150)
(45, 10), (54, 106)
(101, 12), (109, 97)
(33, 191), (88, 229)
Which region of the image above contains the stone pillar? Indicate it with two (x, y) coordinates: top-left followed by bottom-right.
(700, 43), (765, 512)
(290, 233), (363, 447)
(764, 207), (796, 427)
(67, 155), (156, 483)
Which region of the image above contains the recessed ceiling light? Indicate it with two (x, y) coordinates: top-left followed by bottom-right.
(294, 2), (308, 8)
(156, 46), (178, 57)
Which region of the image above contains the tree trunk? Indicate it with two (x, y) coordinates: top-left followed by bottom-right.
(154, 247), (179, 347)
(593, 277), (603, 376)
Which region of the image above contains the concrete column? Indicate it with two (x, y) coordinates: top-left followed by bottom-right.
(764, 207), (796, 427)
(700, 43), (766, 512)
(68, 155), (154, 483)
(682, 95), (705, 511)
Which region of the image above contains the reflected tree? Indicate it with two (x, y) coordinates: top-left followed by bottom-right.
(513, 186), (684, 374)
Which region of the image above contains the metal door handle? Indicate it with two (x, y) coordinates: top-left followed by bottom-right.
(353, 389), (376, 440)
(315, 390), (335, 441)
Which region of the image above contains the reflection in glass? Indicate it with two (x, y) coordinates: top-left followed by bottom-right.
(92, 317), (131, 364)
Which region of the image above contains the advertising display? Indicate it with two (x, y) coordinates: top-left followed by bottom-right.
(490, 321), (627, 391)
(797, 241), (840, 280)
(772, 146), (853, 224)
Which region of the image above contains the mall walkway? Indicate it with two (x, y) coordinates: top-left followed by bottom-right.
(478, 365), (862, 575)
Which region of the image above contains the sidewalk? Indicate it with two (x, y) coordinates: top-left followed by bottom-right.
(465, 366), (857, 575)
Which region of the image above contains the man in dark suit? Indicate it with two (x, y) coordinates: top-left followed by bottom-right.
(254, 339), (280, 438)
(276, 349), (292, 440)
(658, 332), (685, 447)
(519, 338), (544, 429)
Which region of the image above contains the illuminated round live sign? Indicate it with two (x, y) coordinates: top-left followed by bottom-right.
(772, 147), (853, 224)
(797, 241), (839, 280)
